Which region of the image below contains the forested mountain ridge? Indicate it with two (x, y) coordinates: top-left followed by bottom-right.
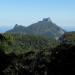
(6, 18), (65, 39)
(0, 18), (75, 75)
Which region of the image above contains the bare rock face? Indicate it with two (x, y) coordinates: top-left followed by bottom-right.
(43, 17), (52, 22)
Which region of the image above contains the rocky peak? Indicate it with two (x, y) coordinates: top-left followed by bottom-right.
(43, 17), (52, 22)
(14, 24), (19, 28)
(14, 24), (25, 29)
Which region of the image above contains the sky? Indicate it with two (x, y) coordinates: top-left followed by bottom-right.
(0, 0), (75, 32)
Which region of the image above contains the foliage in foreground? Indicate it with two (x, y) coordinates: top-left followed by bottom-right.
(0, 33), (75, 75)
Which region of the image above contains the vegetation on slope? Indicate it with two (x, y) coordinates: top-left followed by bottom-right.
(0, 33), (59, 55)
(0, 33), (75, 75)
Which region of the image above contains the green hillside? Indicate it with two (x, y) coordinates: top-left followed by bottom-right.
(0, 33), (59, 55)
(60, 32), (75, 44)
(0, 33), (75, 75)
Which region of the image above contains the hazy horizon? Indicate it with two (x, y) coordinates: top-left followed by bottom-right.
(0, 0), (75, 32)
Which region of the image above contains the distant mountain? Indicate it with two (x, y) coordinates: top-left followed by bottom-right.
(6, 17), (65, 39)
(62, 26), (75, 31)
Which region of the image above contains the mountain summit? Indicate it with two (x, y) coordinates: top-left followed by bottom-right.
(43, 17), (52, 22)
(6, 17), (65, 39)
